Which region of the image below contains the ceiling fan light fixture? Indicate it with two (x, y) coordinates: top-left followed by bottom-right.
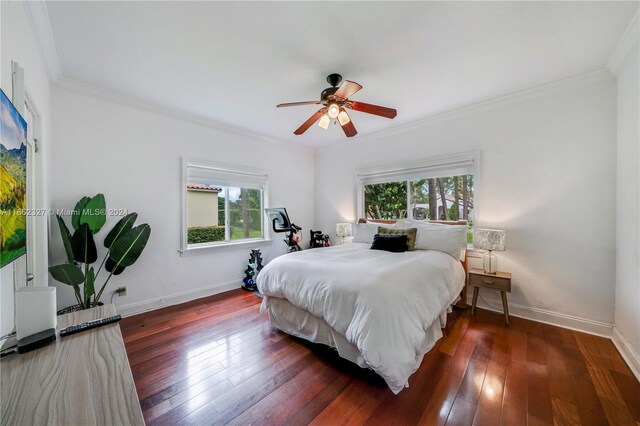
(278, 75), (396, 138)
(318, 114), (330, 129)
(337, 109), (351, 125)
(327, 103), (340, 119)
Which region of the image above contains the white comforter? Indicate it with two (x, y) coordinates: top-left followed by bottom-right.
(257, 243), (465, 393)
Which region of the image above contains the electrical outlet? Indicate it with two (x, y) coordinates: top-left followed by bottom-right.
(115, 286), (127, 296)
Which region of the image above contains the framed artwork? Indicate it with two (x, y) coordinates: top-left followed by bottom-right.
(1, 88), (27, 268)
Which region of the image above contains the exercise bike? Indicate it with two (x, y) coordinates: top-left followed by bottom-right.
(265, 207), (303, 252)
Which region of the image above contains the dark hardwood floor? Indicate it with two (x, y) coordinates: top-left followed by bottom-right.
(120, 289), (640, 425)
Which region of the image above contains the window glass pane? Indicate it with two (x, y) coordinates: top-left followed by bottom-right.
(186, 183), (225, 244)
(409, 174), (474, 242)
(184, 162), (268, 250)
(364, 181), (407, 220)
(229, 187), (262, 240)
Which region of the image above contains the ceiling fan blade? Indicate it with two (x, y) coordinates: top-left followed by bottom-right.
(294, 109), (325, 135)
(333, 80), (363, 100)
(277, 101), (321, 108)
(340, 118), (358, 138)
(348, 101), (397, 119)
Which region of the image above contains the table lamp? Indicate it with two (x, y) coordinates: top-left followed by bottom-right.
(473, 228), (506, 274)
(335, 222), (353, 244)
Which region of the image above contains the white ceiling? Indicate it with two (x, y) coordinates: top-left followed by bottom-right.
(46, 1), (638, 146)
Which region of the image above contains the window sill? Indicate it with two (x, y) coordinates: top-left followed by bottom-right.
(179, 238), (272, 256)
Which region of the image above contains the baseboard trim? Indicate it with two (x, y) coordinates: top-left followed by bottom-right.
(117, 279), (242, 317)
(612, 326), (640, 381)
(468, 294), (614, 338)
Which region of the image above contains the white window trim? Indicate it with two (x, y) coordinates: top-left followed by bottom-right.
(355, 150), (481, 224)
(179, 157), (271, 256)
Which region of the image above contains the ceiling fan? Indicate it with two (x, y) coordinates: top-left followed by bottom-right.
(277, 73), (397, 138)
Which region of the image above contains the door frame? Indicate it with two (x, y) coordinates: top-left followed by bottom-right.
(23, 90), (42, 284)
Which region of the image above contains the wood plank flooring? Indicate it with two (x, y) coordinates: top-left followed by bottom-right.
(120, 289), (640, 425)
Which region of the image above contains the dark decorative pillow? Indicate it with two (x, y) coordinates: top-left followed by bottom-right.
(370, 234), (408, 253)
(378, 227), (417, 251)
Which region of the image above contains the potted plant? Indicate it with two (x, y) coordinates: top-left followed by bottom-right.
(49, 193), (151, 311)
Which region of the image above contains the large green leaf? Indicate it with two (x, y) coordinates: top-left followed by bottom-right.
(104, 213), (137, 249)
(71, 196), (91, 230)
(80, 193), (106, 233)
(56, 214), (74, 264)
(108, 224), (151, 269)
(85, 266), (95, 300)
(71, 223), (98, 264)
(105, 257), (126, 275)
(49, 264), (85, 286)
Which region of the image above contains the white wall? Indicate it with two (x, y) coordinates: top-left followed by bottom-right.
(315, 74), (618, 333)
(613, 44), (640, 375)
(1, 2), (52, 336)
(50, 87), (315, 314)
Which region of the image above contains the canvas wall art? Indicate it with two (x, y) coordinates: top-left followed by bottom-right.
(1, 89), (27, 268)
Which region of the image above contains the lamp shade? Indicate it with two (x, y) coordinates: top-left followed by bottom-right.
(318, 114), (330, 129)
(473, 228), (506, 251)
(336, 223), (353, 238)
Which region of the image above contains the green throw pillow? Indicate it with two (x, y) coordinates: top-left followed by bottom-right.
(378, 227), (417, 251)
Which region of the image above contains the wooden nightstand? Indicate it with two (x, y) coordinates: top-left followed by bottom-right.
(468, 268), (512, 325)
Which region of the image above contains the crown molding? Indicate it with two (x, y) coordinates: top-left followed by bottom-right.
(17, 0), (629, 149)
(607, 9), (640, 76)
(319, 67), (614, 150)
(54, 68), (612, 156)
(55, 77), (314, 154)
(20, 0), (308, 152)
(56, 67), (611, 156)
(22, 1), (61, 82)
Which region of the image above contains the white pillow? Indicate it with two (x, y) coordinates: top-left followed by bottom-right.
(394, 219), (467, 260)
(352, 221), (393, 244)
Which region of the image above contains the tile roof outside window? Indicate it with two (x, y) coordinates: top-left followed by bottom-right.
(187, 183), (222, 192)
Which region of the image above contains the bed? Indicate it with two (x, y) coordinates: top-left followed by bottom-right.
(256, 219), (468, 394)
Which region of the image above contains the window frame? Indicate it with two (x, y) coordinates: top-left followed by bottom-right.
(355, 151), (481, 224)
(180, 158), (271, 256)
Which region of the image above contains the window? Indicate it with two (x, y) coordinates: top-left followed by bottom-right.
(364, 176), (474, 220)
(357, 152), (478, 243)
(182, 159), (269, 254)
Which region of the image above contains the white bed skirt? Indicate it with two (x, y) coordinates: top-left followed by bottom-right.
(261, 294), (457, 383)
